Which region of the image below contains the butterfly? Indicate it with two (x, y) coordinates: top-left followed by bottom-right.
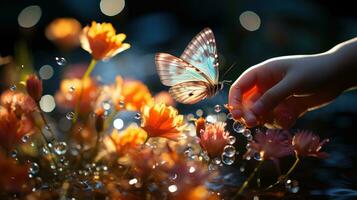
(155, 28), (229, 104)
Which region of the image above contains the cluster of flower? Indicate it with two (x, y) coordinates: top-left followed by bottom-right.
(0, 20), (329, 199)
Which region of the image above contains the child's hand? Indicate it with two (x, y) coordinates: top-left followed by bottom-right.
(228, 38), (357, 129)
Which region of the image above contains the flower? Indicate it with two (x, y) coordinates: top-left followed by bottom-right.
(55, 77), (99, 113)
(244, 129), (294, 162)
(0, 108), (34, 150)
(80, 21), (130, 60)
(45, 18), (82, 50)
(292, 130), (329, 158)
(26, 74), (43, 102)
(110, 124), (147, 155)
(141, 103), (184, 141)
(121, 80), (153, 111)
(0, 150), (29, 192)
(199, 122), (230, 158)
(154, 91), (176, 107)
(1, 90), (37, 116)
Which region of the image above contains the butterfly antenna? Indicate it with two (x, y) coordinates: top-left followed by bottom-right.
(221, 62), (237, 81)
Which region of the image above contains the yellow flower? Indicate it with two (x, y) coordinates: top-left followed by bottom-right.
(141, 103), (184, 141)
(45, 18), (82, 50)
(110, 124), (147, 155)
(121, 80), (153, 111)
(80, 21), (130, 60)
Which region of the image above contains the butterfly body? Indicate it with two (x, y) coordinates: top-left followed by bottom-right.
(155, 28), (222, 104)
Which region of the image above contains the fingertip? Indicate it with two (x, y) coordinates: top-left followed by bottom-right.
(251, 100), (265, 116)
(231, 109), (242, 120)
(244, 111), (257, 127)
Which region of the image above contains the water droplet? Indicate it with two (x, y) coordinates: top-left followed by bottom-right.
(228, 136), (236, 144)
(184, 147), (193, 157)
(223, 145), (236, 157)
(66, 112), (75, 120)
(10, 85), (17, 91)
(227, 113), (233, 120)
(189, 166), (196, 173)
(239, 166), (245, 172)
(42, 147), (50, 155)
(168, 184), (178, 193)
(21, 134), (30, 143)
(212, 157), (221, 165)
(69, 86), (75, 92)
(134, 113), (141, 119)
(102, 101), (111, 110)
(285, 179), (299, 193)
(214, 105), (221, 113)
(222, 154), (235, 165)
(242, 129), (251, 137)
(55, 57), (67, 66)
(233, 121), (245, 133)
(253, 152), (263, 161)
(54, 142), (67, 155)
(119, 101), (125, 108)
(29, 162), (39, 175)
(11, 150), (18, 158)
(21, 64), (25, 69)
(129, 178), (138, 185)
(247, 134), (253, 141)
(169, 173), (178, 180)
(208, 163), (218, 171)
(253, 195), (259, 200)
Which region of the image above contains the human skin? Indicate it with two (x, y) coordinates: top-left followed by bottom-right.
(228, 37), (357, 129)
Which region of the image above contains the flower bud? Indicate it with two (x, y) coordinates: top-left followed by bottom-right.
(26, 74), (43, 102)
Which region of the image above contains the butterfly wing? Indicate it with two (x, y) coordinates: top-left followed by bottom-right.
(169, 81), (209, 104)
(180, 27), (219, 84)
(155, 53), (210, 86)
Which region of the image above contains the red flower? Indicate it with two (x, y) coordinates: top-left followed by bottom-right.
(244, 129), (294, 162)
(1, 90), (37, 116)
(199, 122), (230, 158)
(292, 130), (329, 158)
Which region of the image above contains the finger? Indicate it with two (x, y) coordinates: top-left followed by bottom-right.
(229, 68), (258, 118)
(251, 75), (297, 116)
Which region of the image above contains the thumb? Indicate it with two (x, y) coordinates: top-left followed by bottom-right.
(251, 75), (297, 116)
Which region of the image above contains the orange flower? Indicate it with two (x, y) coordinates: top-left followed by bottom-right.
(0, 151), (29, 192)
(0, 108), (34, 150)
(55, 77), (98, 113)
(154, 91), (176, 107)
(110, 124), (147, 155)
(121, 80), (153, 111)
(141, 103), (184, 141)
(199, 122), (230, 158)
(1, 90), (37, 116)
(292, 130), (329, 158)
(45, 18), (82, 50)
(80, 21), (130, 60)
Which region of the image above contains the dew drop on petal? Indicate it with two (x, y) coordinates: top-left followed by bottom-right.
(242, 129), (251, 137)
(189, 166), (196, 173)
(214, 105), (222, 113)
(212, 157), (221, 165)
(129, 178), (138, 185)
(119, 101), (125, 108)
(11, 150), (18, 158)
(69, 86), (75, 93)
(253, 152), (262, 161)
(233, 121), (245, 133)
(227, 113), (233, 120)
(102, 101), (111, 110)
(55, 57), (67, 66)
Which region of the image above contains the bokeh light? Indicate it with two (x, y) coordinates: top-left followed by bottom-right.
(100, 0), (125, 16)
(17, 5), (42, 28)
(239, 11), (261, 31)
(39, 65), (54, 80)
(39, 95), (56, 112)
(113, 118), (124, 130)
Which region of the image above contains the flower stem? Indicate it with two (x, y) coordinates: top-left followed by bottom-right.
(73, 59), (97, 124)
(234, 161), (264, 199)
(264, 152), (300, 191)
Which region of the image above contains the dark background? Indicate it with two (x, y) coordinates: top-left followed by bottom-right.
(0, 0), (356, 199)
